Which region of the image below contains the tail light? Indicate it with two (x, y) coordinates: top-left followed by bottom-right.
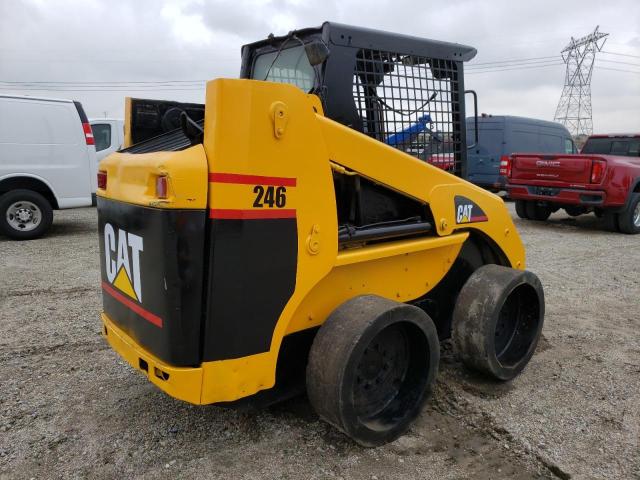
(156, 175), (169, 199)
(82, 123), (95, 145)
(590, 159), (606, 183)
(499, 155), (512, 178)
(97, 170), (107, 190)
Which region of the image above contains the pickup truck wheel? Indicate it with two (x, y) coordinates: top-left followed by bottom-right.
(515, 200), (529, 219)
(306, 295), (439, 447)
(602, 212), (620, 232)
(617, 193), (640, 234)
(452, 265), (545, 381)
(0, 189), (53, 240)
(564, 206), (585, 217)
(525, 202), (551, 221)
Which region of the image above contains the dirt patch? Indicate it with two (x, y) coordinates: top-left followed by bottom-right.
(0, 205), (638, 479)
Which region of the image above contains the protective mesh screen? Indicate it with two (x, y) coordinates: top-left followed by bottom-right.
(353, 49), (462, 176)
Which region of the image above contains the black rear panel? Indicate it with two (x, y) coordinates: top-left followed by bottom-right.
(98, 198), (206, 366)
(202, 218), (298, 361)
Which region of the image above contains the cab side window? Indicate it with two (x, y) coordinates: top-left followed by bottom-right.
(611, 140), (629, 156)
(92, 124), (112, 152)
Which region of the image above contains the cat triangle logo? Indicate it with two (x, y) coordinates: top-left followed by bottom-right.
(104, 223), (144, 303)
(113, 266), (138, 302)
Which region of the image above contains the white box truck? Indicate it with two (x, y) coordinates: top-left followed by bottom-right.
(0, 94), (98, 240)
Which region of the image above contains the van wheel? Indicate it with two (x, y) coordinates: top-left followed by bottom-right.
(617, 193), (640, 234)
(515, 200), (529, 219)
(306, 295), (439, 447)
(525, 202), (551, 221)
(452, 265), (545, 381)
(0, 189), (53, 240)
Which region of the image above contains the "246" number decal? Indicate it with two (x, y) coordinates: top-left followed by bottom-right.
(253, 185), (287, 208)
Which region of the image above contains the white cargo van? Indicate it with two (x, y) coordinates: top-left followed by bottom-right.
(90, 118), (124, 163)
(0, 94), (98, 240)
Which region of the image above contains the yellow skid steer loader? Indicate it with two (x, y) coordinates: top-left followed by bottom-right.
(97, 22), (544, 446)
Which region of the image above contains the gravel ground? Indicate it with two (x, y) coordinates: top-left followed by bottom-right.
(0, 205), (638, 479)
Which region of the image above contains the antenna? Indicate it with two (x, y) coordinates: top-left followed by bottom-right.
(554, 26), (608, 136)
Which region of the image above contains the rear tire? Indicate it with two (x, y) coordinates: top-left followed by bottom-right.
(452, 265), (545, 381)
(306, 295), (439, 447)
(617, 193), (640, 234)
(602, 212), (620, 232)
(0, 189), (53, 240)
(515, 200), (529, 219)
(525, 202), (551, 221)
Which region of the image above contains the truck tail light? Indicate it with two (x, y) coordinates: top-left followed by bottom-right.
(499, 155), (512, 178)
(590, 159), (606, 183)
(156, 175), (169, 199)
(82, 122), (95, 145)
(97, 170), (107, 190)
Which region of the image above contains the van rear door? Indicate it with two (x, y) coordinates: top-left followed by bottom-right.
(73, 101), (98, 194)
(466, 118), (504, 187)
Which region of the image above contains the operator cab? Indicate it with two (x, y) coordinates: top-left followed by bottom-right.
(241, 22), (478, 177)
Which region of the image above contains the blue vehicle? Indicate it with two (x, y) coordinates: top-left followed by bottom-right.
(465, 115), (576, 191)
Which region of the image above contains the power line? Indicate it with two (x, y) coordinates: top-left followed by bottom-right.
(0, 86), (206, 92)
(601, 50), (640, 59)
(466, 62), (564, 74)
(466, 58), (564, 70)
(597, 58), (640, 67)
(0, 80), (206, 85)
(466, 55), (557, 67)
(595, 66), (640, 75)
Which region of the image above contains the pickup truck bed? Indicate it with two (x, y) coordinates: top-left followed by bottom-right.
(505, 134), (640, 233)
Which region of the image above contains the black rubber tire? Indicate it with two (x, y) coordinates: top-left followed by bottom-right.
(452, 264), (545, 381)
(564, 206), (585, 217)
(515, 200), (529, 219)
(525, 202), (552, 221)
(602, 212), (620, 232)
(0, 189), (53, 240)
(306, 295), (439, 447)
(617, 193), (640, 234)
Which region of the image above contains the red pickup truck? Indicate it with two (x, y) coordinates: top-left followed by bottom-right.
(505, 134), (640, 233)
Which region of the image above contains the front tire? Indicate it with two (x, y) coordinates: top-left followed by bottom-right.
(0, 189), (53, 240)
(617, 193), (640, 234)
(452, 265), (545, 381)
(306, 295), (440, 447)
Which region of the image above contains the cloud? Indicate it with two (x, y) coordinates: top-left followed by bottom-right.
(0, 0), (638, 131)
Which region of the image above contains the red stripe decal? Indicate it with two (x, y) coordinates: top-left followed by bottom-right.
(101, 281), (163, 328)
(210, 208), (296, 220)
(470, 215), (488, 222)
(209, 172), (297, 187)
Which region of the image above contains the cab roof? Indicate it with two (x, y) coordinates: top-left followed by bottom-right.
(589, 133), (640, 138)
(242, 21), (477, 62)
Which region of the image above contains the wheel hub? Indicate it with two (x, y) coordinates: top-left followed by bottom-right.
(353, 326), (409, 420)
(633, 202), (640, 228)
(6, 201), (41, 232)
(16, 208), (33, 222)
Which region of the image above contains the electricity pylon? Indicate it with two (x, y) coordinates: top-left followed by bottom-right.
(554, 26), (608, 136)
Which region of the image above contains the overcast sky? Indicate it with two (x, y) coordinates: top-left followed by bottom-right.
(1, 0), (638, 132)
